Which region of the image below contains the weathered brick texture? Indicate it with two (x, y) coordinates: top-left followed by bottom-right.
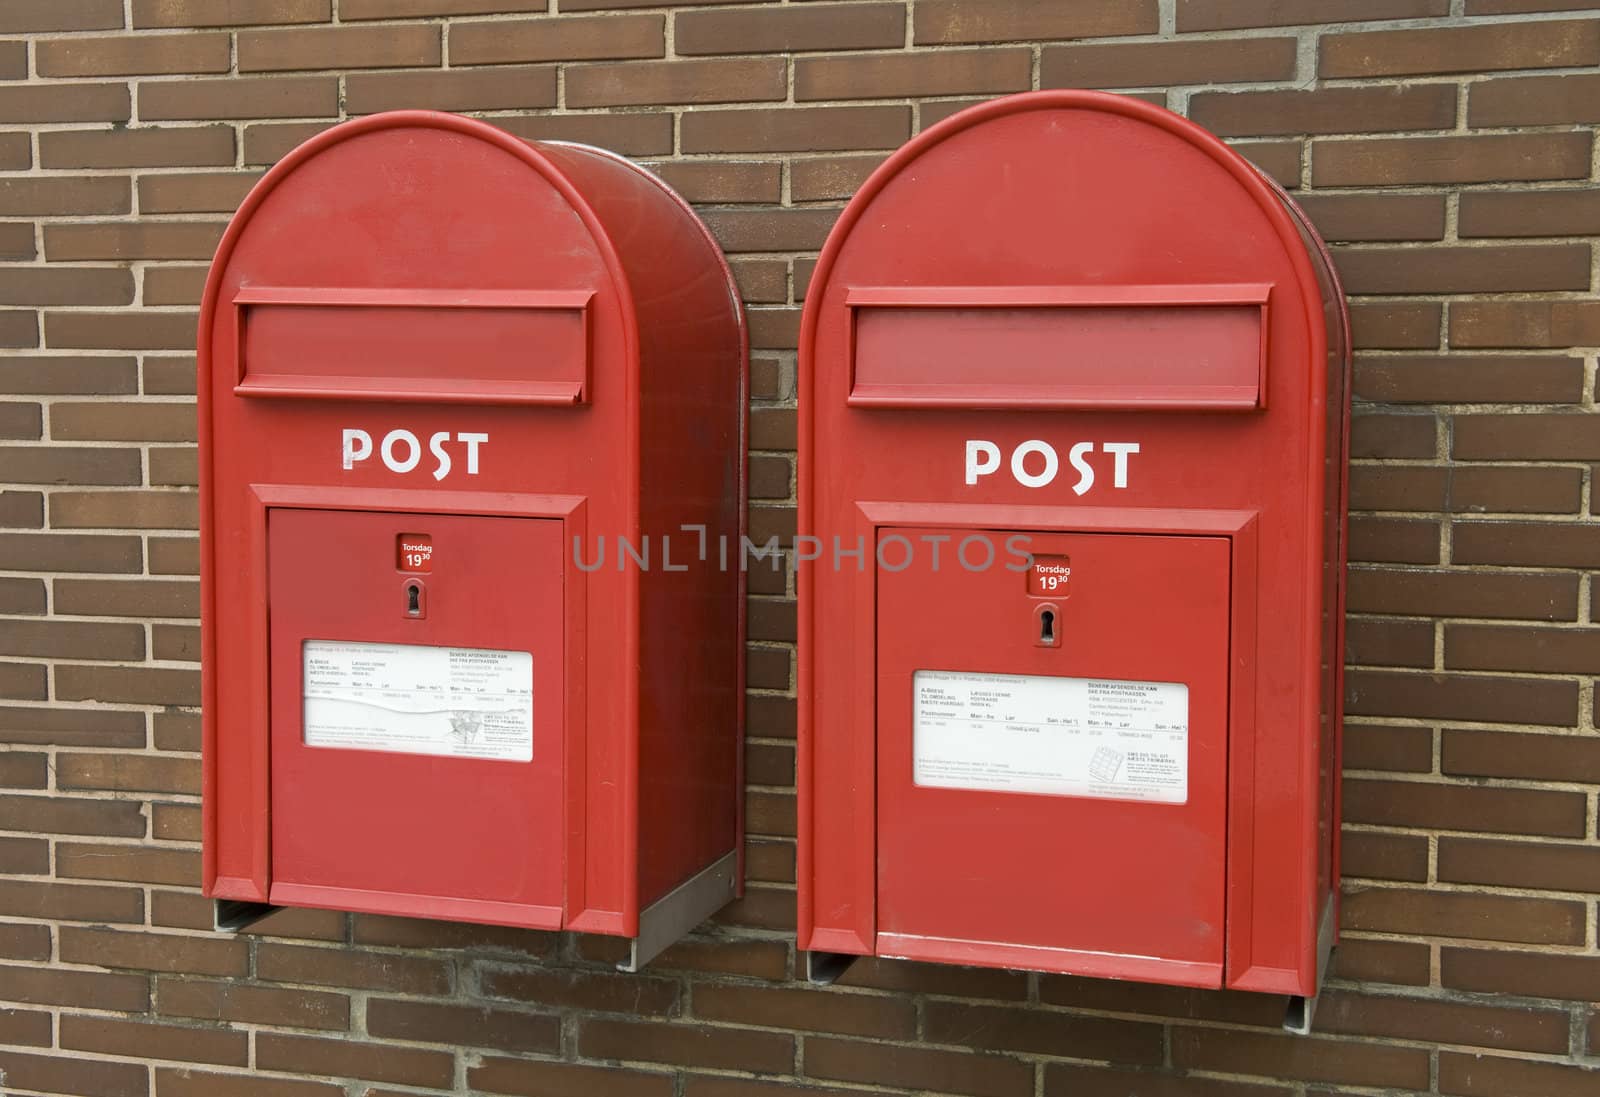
(0, 2), (1597, 1094)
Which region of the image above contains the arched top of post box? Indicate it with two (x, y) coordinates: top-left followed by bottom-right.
(199, 110), (742, 410)
(800, 90), (1334, 414)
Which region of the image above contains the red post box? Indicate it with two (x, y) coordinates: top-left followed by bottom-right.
(199, 111), (747, 969)
(798, 92), (1349, 1026)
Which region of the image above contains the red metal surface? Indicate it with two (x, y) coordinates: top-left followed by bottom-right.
(798, 91), (1350, 997)
(200, 111), (746, 940)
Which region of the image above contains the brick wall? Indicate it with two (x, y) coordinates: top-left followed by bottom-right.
(0, 0), (1597, 1094)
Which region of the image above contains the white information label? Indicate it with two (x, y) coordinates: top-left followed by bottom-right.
(302, 640), (533, 762)
(913, 670), (1188, 803)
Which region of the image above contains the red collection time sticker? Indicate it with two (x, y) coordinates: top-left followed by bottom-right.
(1027, 554), (1070, 597)
(397, 534), (433, 573)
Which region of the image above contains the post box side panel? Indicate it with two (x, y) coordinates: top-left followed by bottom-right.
(540, 144), (747, 909)
(200, 115), (638, 926)
(799, 93), (1331, 988)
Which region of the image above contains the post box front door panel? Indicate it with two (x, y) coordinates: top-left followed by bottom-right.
(268, 508), (565, 925)
(876, 528), (1230, 983)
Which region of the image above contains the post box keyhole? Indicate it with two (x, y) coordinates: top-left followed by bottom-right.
(404, 580), (425, 619)
(1034, 603), (1060, 648)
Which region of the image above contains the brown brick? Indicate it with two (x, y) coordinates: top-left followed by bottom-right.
(483, 112), (674, 156)
(1355, 355), (1584, 405)
(927, 999), (1162, 1063)
(347, 913), (549, 953)
(0, 922), (53, 962)
(696, 983), (913, 1040)
(1350, 302), (1441, 350)
(1443, 947), (1600, 1002)
(684, 105), (910, 154)
(152, 625), (199, 662)
(1333, 243), (1590, 295)
(0, 1050), (146, 1097)
(0, 531), (141, 571)
(0, 788), (145, 834)
(917, 0), (1155, 44)
(0, 355), (138, 394)
(0, 618), (143, 660)
(1043, 38), (1296, 89)
(1453, 521), (1600, 568)
(1292, 195), (1446, 245)
(703, 209), (838, 254)
(0, 82), (128, 123)
(1349, 465), (1445, 511)
(257, 941), (451, 994)
(51, 490), (197, 530)
(62, 925), (245, 976)
(1314, 132), (1591, 186)
(790, 154), (883, 202)
(450, 14), (661, 65)
(0, 133), (29, 170)
(1446, 625), (1600, 675)
(1179, 0), (1446, 30)
(1443, 727), (1600, 783)
(1344, 777), (1587, 837)
(1351, 413), (1435, 459)
(798, 49), (1029, 102)
(1439, 836), (1600, 892)
(1344, 885), (1584, 945)
(582, 1018), (792, 1073)
(1330, 937), (1431, 987)
(0, 752), (46, 789)
(653, 936), (789, 982)
(156, 1070), (344, 1097)
(747, 598), (796, 642)
(1452, 300), (1600, 350)
(0, 176), (129, 216)
(149, 537), (200, 575)
(1343, 831), (1429, 881)
(0, 660), (45, 701)
(0, 1006), (50, 1047)
(569, 58), (782, 109)
(1320, 990), (1567, 1054)
(151, 803), (201, 839)
(649, 160), (780, 204)
(39, 33), (228, 76)
(0, 707), (146, 749)
(63, 1014), (247, 1066)
(1343, 722), (1433, 772)
(730, 259), (788, 304)
(58, 752), (198, 793)
(839, 956), (1026, 1000)
(0, 834), (47, 872)
(1174, 1026), (1427, 1089)
(479, 966), (677, 1014)
(345, 0), (546, 14)
(46, 310), (197, 351)
(0, 0), (124, 31)
(805, 1036), (1030, 1097)
(0, 265), (133, 306)
(1347, 668), (1578, 726)
(2, 958), (149, 1011)
(1469, 0), (1600, 9)
(1454, 413), (1600, 461)
(1324, 20), (1600, 77)
(141, 75), (336, 121)
(351, 68), (557, 115)
(367, 999), (560, 1054)
(680, 4), (903, 55)
(54, 578), (199, 617)
(0, 402), (40, 439)
(42, 125), (234, 169)
(470, 1057), (673, 1097)
(1441, 1054), (1600, 1097)
(52, 401), (196, 441)
(145, 267), (208, 309)
(1473, 71), (1600, 129)
(0, 489), (42, 527)
(1461, 188), (1600, 240)
(0, 877), (143, 923)
(139, 172), (262, 215)
(134, 0), (331, 27)
(684, 1080), (863, 1097)
(257, 1032), (454, 1087)
(157, 976), (349, 1031)
(240, 24), (440, 72)
(57, 843), (197, 887)
(1454, 466), (1584, 515)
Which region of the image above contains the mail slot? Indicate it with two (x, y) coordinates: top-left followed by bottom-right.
(798, 92), (1349, 1025)
(200, 111), (747, 969)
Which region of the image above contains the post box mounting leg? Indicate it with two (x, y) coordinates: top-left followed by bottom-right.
(214, 899), (279, 933)
(804, 950), (859, 985)
(1283, 893), (1338, 1034)
(617, 850), (738, 973)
